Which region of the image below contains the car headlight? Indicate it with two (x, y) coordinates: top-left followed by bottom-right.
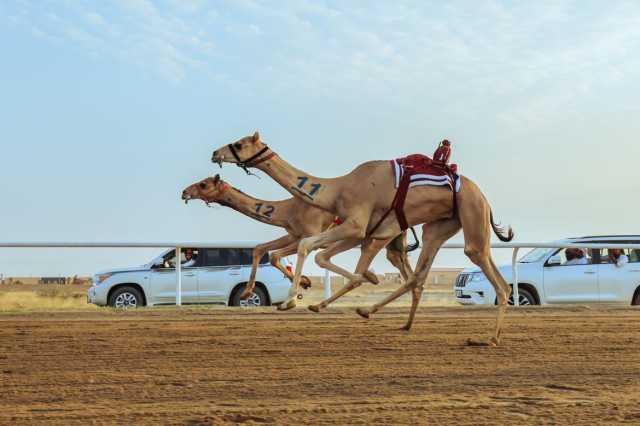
(470, 272), (485, 282)
(95, 273), (113, 284)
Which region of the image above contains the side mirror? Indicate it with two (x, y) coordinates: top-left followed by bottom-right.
(547, 255), (562, 266)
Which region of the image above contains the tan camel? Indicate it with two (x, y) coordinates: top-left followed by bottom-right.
(181, 175), (414, 309)
(211, 132), (514, 345)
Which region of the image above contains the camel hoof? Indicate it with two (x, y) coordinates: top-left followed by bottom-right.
(362, 270), (380, 285)
(399, 324), (412, 332)
(300, 276), (312, 290)
(465, 338), (498, 347)
(355, 308), (370, 319)
(308, 304), (321, 313)
(277, 299), (297, 311)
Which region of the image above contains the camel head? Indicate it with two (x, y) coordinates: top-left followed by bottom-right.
(211, 131), (269, 169)
(181, 174), (228, 205)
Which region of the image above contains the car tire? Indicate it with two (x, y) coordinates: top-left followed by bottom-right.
(231, 285), (268, 307)
(632, 289), (640, 306)
(109, 286), (144, 309)
(508, 288), (536, 306)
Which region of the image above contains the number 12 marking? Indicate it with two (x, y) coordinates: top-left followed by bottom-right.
(255, 203), (275, 218)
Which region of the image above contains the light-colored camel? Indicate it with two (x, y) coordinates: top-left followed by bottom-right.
(211, 132), (514, 345)
(181, 175), (414, 308)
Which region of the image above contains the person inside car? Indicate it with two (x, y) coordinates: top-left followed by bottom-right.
(182, 248), (197, 267)
(168, 248), (197, 268)
(608, 248), (629, 268)
(563, 248), (588, 265)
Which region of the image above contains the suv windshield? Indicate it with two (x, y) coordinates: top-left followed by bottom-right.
(519, 248), (555, 263)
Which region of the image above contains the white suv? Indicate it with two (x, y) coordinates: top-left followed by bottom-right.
(455, 235), (640, 306)
(87, 246), (292, 308)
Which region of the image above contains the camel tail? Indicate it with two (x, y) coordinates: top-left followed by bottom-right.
(490, 210), (514, 242)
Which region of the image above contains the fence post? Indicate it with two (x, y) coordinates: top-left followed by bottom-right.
(511, 247), (520, 307)
(176, 247), (182, 306)
(324, 269), (331, 299)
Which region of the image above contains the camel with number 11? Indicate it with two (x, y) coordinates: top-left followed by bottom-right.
(181, 175), (414, 307)
(212, 132), (514, 346)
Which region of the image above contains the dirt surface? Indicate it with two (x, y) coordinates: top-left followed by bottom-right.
(1, 305), (639, 425)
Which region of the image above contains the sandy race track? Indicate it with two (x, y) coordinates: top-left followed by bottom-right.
(1, 305), (639, 425)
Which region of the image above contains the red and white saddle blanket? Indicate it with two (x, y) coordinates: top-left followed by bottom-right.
(368, 154), (461, 236)
(391, 154), (461, 193)
(365, 151), (461, 238)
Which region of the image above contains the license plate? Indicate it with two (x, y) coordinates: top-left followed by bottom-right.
(455, 290), (463, 297)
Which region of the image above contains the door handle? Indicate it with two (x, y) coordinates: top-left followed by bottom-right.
(584, 271), (596, 274)
(630, 269), (640, 272)
(183, 273), (196, 277)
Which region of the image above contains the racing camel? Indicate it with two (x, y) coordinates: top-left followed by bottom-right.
(181, 174), (414, 309)
(211, 132), (514, 346)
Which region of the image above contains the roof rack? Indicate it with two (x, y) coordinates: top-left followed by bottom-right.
(571, 235), (640, 239)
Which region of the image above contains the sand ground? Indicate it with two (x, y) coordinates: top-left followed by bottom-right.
(1, 305), (639, 425)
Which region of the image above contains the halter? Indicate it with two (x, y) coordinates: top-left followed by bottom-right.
(227, 143), (276, 175)
(203, 182), (230, 208)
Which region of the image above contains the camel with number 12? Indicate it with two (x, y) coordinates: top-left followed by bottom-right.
(211, 132), (514, 346)
(181, 175), (414, 307)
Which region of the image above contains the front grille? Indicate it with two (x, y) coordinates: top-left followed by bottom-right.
(455, 273), (471, 288)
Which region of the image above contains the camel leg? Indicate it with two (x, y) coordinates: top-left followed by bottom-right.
(457, 186), (512, 346)
(314, 238), (377, 285)
(269, 242), (313, 289)
(386, 244), (413, 283)
(287, 219), (371, 305)
(462, 246), (510, 346)
(308, 238), (391, 312)
(402, 220), (461, 330)
(356, 218), (461, 326)
(241, 234), (297, 299)
(269, 242), (299, 281)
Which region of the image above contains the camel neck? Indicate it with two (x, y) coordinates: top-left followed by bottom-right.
(255, 154), (339, 213)
(216, 187), (290, 228)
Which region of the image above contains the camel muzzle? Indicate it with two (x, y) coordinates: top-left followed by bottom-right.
(211, 151), (224, 167)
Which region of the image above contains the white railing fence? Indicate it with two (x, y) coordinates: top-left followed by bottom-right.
(1, 241), (639, 306)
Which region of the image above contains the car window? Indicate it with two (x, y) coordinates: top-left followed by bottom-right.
(597, 248), (633, 264)
(239, 248), (268, 265)
(200, 248), (262, 267)
(159, 248), (199, 268)
(226, 249), (243, 266)
(519, 248), (554, 263)
(202, 249), (226, 267)
(552, 248), (593, 266)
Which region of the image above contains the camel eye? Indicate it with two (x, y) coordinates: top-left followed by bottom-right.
(234, 142), (242, 150)
(199, 183), (207, 189)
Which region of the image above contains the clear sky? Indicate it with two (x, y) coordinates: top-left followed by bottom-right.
(1, 1), (639, 277)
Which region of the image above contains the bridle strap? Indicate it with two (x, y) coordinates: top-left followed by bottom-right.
(246, 151), (276, 168)
(227, 144), (273, 175)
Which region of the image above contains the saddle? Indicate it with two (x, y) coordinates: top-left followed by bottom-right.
(367, 141), (460, 238)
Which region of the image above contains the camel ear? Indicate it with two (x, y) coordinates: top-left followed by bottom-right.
(213, 174), (220, 184)
(252, 131), (261, 142)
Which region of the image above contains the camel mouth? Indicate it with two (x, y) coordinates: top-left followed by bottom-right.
(211, 154), (224, 168)
(182, 194), (192, 204)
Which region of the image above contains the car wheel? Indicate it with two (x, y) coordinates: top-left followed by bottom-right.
(632, 290), (640, 306)
(109, 286), (143, 309)
(508, 288), (536, 306)
(231, 286), (268, 307)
